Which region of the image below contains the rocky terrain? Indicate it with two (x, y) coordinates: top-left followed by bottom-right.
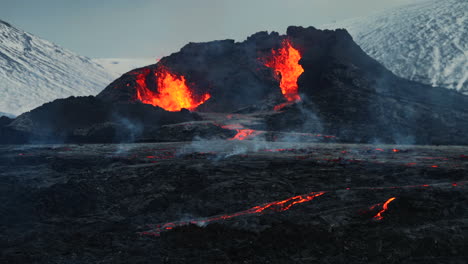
(0, 96), (205, 144)
(1, 25), (467, 263)
(0, 141), (466, 263)
(2, 26), (468, 146)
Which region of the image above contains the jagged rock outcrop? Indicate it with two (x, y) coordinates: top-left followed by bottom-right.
(1, 96), (201, 144)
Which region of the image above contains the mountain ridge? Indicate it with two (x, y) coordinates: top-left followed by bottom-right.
(0, 19), (118, 115)
(322, 0), (467, 93)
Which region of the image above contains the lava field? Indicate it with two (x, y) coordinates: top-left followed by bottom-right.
(1, 26), (468, 263)
(0, 141), (467, 263)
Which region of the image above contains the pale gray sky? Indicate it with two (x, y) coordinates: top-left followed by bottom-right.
(0, 0), (418, 58)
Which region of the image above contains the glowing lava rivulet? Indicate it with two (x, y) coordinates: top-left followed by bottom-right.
(372, 197), (396, 221)
(219, 123), (335, 141)
(229, 129), (265, 141)
(142, 192), (326, 236)
(135, 66), (211, 112)
(141, 181), (466, 236)
(262, 39), (304, 110)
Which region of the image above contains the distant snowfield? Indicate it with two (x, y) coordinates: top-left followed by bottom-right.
(322, 0), (467, 93)
(93, 58), (157, 76)
(0, 20), (118, 116)
(0, 111), (15, 118)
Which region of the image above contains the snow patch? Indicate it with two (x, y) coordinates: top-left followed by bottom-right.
(322, 0), (468, 94)
(0, 20), (118, 116)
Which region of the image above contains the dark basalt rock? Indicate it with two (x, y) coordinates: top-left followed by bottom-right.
(1, 143), (467, 263)
(0, 115), (12, 127)
(97, 26), (468, 145)
(1, 96), (201, 144)
(97, 37), (283, 113)
(283, 26), (468, 145)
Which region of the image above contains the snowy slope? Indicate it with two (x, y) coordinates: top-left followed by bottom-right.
(0, 111), (15, 118)
(323, 0), (467, 93)
(0, 19), (118, 116)
(94, 58), (157, 76)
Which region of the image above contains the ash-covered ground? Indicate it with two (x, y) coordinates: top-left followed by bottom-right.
(1, 141), (467, 263)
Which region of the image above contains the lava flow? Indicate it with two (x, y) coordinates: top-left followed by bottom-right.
(142, 191), (326, 236)
(262, 39), (304, 110)
(142, 181), (466, 237)
(229, 129), (264, 141)
(372, 197), (396, 221)
(221, 124), (264, 141)
(135, 66), (211, 111)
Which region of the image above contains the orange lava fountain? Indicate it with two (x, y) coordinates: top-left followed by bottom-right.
(135, 66), (211, 112)
(263, 39), (304, 110)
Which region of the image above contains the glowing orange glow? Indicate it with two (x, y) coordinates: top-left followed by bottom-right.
(229, 129), (263, 141)
(220, 123), (264, 141)
(263, 39), (303, 109)
(142, 192), (326, 236)
(142, 181), (467, 236)
(135, 66), (210, 111)
(373, 197), (396, 221)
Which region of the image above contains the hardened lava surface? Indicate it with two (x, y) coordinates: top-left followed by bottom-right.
(0, 142), (467, 263)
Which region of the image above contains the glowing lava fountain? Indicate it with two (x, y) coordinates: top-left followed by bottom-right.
(263, 39), (304, 110)
(135, 66), (211, 112)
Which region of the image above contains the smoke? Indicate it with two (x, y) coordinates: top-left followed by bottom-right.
(112, 115), (144, 143)
(371, 73), (418, 145)
(177, 136), (306, 161)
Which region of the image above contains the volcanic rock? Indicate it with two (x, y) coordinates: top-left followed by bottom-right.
(98, 26), (468, 145)
(1, 142), (467, 263)
(1, 96), (201, 144)
(97, 36), (283, 113)
(0, 115), (12, 127)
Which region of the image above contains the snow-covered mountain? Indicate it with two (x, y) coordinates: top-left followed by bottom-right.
(323, 0), (467, 93)
(94, 58), (157, 76)
(0, 19), (118, 116)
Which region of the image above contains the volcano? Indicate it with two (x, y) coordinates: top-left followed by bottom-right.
(1, 25), (468, 264)
(2, 26), (468, 145)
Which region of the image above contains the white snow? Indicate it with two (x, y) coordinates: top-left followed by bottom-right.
(0, 20), (119, 116)
(322, 0), (468, 94)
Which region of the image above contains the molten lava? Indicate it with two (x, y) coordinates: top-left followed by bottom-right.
(143, 191), (325, 236)
(142, 181), (466, 236)
(263, 39), (304, 110)
(373, 197), (396, 221)
(220, 123), (264, 141)
(229, 129), (263, 141)
(135, 66), (210, 112)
